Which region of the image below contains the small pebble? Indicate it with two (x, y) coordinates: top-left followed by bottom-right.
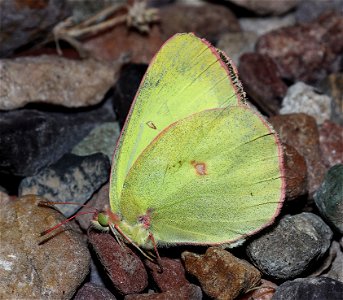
(182, 247), (261, 300)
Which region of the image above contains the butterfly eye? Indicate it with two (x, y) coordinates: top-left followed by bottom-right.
(97, 212), (109, 227)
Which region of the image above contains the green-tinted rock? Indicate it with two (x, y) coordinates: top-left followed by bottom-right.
(72, 122), (120, 160)
(314, 164), (343, 234)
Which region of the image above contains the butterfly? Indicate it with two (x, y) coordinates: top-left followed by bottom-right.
(91, 33), (285, 258)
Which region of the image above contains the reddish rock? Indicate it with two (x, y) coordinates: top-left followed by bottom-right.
(269, 113), (327, 196)
(256, 12), (343, 83)
(145, 258), (188, 292)
(88, 230), (148, 295)
(237, 279), (277, 300)
(74, 282), (117, 300)
(0, 0), (70, 57)
(83, 25), (163, 64)
(238, 53), (287, 116)
(319, 120), (343, 168)
(159, 3), (240, 42)
(125, 284), (202, 300)
(182, 247), (261, 300)
(283, 144), (308, 201)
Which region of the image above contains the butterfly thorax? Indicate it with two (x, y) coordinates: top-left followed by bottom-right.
(92, 209), (153, 249)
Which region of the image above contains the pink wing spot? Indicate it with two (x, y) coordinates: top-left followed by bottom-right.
(146, 121), (157, 130)
(191, 160), (207, 176)
(138, 208), (153, 229)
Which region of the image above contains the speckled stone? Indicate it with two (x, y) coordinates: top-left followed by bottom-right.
(246, 213), (333, 280)
(0, 195), (90, 299)
(182, 247), (261, 300)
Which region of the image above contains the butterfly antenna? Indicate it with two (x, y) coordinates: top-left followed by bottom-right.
(40, 211), (97, 236)
(39, 200), (96, 210)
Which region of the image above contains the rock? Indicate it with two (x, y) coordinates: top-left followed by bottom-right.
(318, 73), (343, 126)
(0, 195), (90, 299)
(320, 118), (343, 165)
(125, 284), (202, 300)
(0, 56), (120, 110)
(0, 104), (115, 177)
(280, 82), (332, 125)
(314, 164), (343, 234)
(112, 63), (148, 127)
(295, 0), (343, 23)
(323, 241), (343, 283)
(272, 277), (343, 300)
(256, 12), (343, 83)
(182, 247), (261, 300)
(83, 25), (163, 64)
(238, 53), (287, 116)
(159, 3), (240, 42)
(88, 230), (148, 295)
(283, 144), (308, 201)
(246, 213), (333, 280)
(228, 0), (300, 15)
(74, 282), (117, 300)
(239, 14), (296, 37)
(269, 113), (327, 195)
(72, 122), (121, 160)
(19, 153), (110, 218)
(0, 0), (70, 57)
(217, 31), (258, 66)
(145, 258), (189, 292)
(237, 279), (277, 300)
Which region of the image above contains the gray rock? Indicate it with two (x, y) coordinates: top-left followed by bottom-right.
(247, 213), (333, 280)
(280, 82), (332, 125)
(19, 153), (110, 217)
(0, 195), (90, 299)
(72, 122), (120, 160)
(272, 277), (343, 300)
(314, 164), (343, 234)
(323, 241), (343, 283)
